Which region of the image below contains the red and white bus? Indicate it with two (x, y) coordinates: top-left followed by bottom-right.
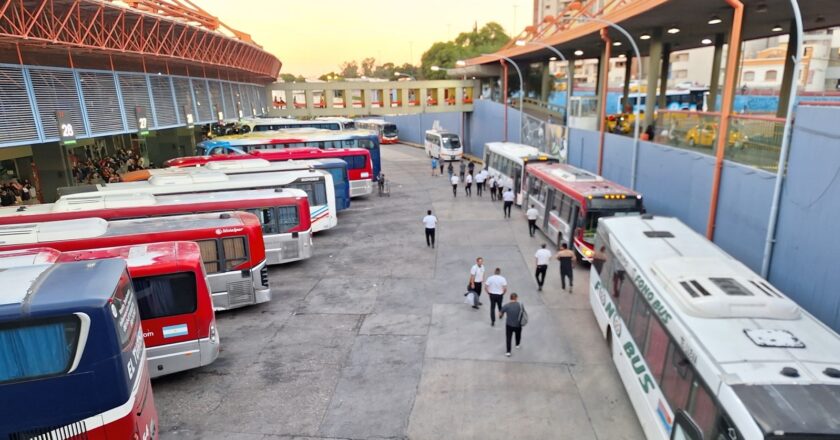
(522, 162), (643, 261)
(0, 256), (158, 439)
(164, 147), (374, 198)
(355, 118), (399, 144)
(0, 211), (270, 311)
(0, 189), (313, 266)
(56, 242), (220, 379)
(57, 169), (338, 233)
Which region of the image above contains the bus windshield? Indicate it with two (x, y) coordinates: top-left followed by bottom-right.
(442, 135), (460, 149)
(0, 317), (80, 383)
(133, 272), (198, 319)
(383, 124), (398, 136)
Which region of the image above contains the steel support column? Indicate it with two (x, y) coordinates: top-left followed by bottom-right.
(658, 44), (671, 110)
(708, 33), (725, 112)
(776, 20), (798, 118)
(597, 29), (612, 175)
(644, 28), (663, 129)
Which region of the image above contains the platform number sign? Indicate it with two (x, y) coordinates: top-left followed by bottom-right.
(183, 105), (195, 128)
(55, 111), (77, 146)
(135, 106), (149, 136)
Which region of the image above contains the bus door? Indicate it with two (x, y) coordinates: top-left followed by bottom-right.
(540, 187), (553, 231)
(513, 165), (523, 206)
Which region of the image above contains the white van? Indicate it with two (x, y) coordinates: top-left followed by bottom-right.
(424, 129), (463, 161)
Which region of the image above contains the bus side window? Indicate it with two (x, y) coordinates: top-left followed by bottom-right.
(614, 263), (635, 320)
(686, 379), (720, 439)
(661, 344), (694, 411)
(644, 311), (670, 383)
(559, 195), (573, 221)
(630, 292), (652, 352)
(197, 240), (220, 274)
(592, 231), (611, 276)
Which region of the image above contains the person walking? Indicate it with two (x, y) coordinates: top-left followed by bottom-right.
(439, 158), (445, 175)
(469, 257), (485, 309)
(502, 187), (515, 218)
(447, 162), (454, 179)
(431, 157), (439, 176)
(526, 204), (539, 237)
(464, 172), (473, 197)
(499, 293), (524, 356)
(555, 243), (576, 292)
(534, 244), (552, 291)
(485, 267), (508, 326)
(423, 210), (438, 248)
(467, 161), (475, 176)
(488, 175), (497, 201)
(458, 160), (466, 181)
(475, 169), (486, 197)
(450, 173), (459, 197)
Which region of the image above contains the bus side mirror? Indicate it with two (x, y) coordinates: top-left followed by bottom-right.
(671, 411), (703, 440)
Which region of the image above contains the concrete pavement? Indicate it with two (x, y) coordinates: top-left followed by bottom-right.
(155, 144), (644, 440)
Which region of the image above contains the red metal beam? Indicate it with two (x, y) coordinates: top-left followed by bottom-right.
(0, 0), (280, 82)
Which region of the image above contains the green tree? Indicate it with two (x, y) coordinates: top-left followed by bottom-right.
(361, 57), (376, 77)
(279, 73), (305, 82)
(420, 22), (510, 79)
(339, 61), (359, 78)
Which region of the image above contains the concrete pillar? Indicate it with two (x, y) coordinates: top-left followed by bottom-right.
(645, 28), (663, 128)
(622, 52), (632, 112)
(324, 86), (334, 109)
(541, 62), (552, 102)
(777, 21), (798, 118)
(658, 44), (671, 110)
(708, 33), (725, 112)
(565, 57), (574, 125)
(304, 89), (314, 113)
(595, 46), (609, 119)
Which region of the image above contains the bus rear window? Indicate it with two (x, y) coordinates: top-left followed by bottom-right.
(197, 238), (250, 273)
(113, 277), (140, 349)
(343, 155), (368, 170)
(327, 168), (346, 185)
(0, 317), (80, 384)
(222, 237), (248, 270)
(133, 272), (198, 319)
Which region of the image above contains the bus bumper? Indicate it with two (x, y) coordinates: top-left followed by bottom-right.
(264, 230), (314, 265)
(350, 179), (373, 197)
(147, 336), (220, 378)
(207, 259), (270, 311)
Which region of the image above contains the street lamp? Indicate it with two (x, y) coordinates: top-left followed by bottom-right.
(430, 66), (441, 71)
(482, 53), (524, 144)
(516, 39), (571, 125)
(394, 72), (415, 80)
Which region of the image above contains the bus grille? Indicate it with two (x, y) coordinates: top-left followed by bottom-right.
(227, 280), (254, 307)
(260, 266), (269, 288)
(349, 180), (367, 196)
(10, 421), (88, 440)
(280, 241), (300, 260)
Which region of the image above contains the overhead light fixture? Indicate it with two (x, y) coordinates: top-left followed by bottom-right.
(456, 60), (466, 67)
(613, 41), (622, 46)
(702, 38), (713, 45)
(667, 26), (680, 34)
(515, 40), (527, 47)
(772, 24), (783, 32)
(640, 33), (651, 40)
(549, 56), (557, 61)
(708, 16), (722, 25)
(618, 53), (627, 59)
(574, 49), (584, 56)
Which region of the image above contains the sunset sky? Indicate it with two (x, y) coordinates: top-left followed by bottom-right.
(195, 0), (531, 77)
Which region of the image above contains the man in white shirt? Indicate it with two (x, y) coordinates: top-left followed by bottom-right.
(525, 204), (539, 237)
(488, 175), (497, 201)
(474, 169), (486, 197)
(464, 173), (473, 197)
(502, 188), (515, 218)
(450, 174), (459, 198)
(534, 244), (552, 291)
(469, 257), (485, 309)
(484, 267), (508, 326)
(422, 210), (437, 248)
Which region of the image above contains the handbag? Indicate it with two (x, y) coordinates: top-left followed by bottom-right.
(464, 291), (476, 306)
(518, 304), (529, 327)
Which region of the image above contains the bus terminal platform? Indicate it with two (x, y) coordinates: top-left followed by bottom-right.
(154, 143), (645, 440)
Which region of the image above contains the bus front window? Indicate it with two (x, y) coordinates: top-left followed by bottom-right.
(442, 135), (460, 149)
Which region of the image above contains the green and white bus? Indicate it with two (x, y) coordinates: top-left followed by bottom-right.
(590, 215), (840, 440)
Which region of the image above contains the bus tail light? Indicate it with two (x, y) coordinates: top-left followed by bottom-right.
(361, 172), (369, 178)
(209, 322), (218, 343)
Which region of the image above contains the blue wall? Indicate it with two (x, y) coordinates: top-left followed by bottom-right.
(468, 99), (522, 159)
(383, 112), (462, 146)
(769, 106), (840, 330)
(567, 127), (772, 271)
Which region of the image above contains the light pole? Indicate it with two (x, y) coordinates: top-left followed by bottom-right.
(762, 0), (804, 278)
(483, 53), (524, 144)
(516, 40), (570, 125)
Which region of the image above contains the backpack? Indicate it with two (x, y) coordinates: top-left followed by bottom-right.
(518, 304), (529, 327)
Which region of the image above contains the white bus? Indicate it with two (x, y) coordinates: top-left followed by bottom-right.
(57, 169), (338, 232)
(483, 142), (557, 205)
(590, 214), (840, 440)
(424, 129), (462, 161)
(315, 116), (355, 129)
(237, 117), (345, 133)
(355, 118), (399, 144)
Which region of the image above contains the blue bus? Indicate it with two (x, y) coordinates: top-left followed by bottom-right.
(196, 128), (382, 181)
(0, 253), (159, 439)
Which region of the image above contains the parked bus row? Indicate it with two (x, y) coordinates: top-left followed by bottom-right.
(0, 127), (389, 439)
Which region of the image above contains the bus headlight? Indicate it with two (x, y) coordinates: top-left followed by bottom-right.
(583, 248), (594, 257)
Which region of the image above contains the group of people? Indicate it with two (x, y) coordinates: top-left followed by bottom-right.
(70, 148), (151, 185)
(433, 158), (517, 220)
(468, 260), (526, 357)
(0, 179), (36, 206)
